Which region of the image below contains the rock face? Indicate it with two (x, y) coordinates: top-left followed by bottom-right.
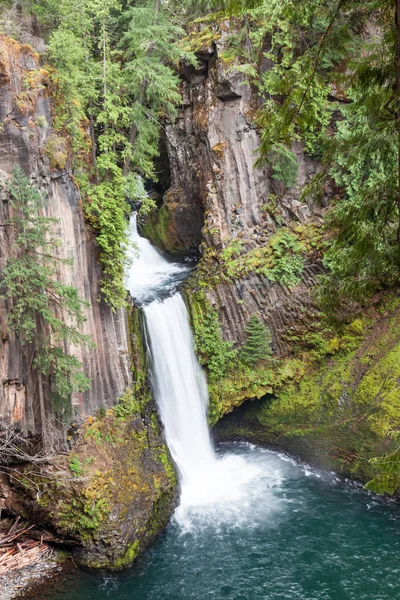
(151, 24), (326, 352)
(0, 35), (176, 570)
(166, 53), (317, 254)
(0, 37), (131, 435)
(159, 29), (400, 492)
(0, 298), (177, 569)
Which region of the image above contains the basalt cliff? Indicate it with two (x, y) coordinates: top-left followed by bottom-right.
(1, 14), (400, 575)
(145, 22), (400, 489)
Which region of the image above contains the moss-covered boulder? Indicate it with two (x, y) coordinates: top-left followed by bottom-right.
(141, 189), (203, 254)
(6, 387), (177, 569)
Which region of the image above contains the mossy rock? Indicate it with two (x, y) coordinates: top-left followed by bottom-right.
(6, 306), (177, 570)
(141, 204), (188, 255)
(8, 389), (177, 569)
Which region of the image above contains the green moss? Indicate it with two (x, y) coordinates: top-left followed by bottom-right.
(181, 21), (221, 53)
(186, 289), (237, 383)
(141, 201), (187, 254)
(218, 226), (320, 286)
(191, 220), (326, 293)
(216, 306), (400, 491)
(113, 540), (140, 569)
(127, 303), (149, 390)
(185, 247), (400, 493)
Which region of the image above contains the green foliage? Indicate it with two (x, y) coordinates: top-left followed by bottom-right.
(201, 0), (399, 318)
(266, 231), (306, 288)
(318, 68), (399, 315)
(189, 291), (237, 381)
(113, 388), (141, 420)
(86, 168), (130, 309)
(26, 0), (195, 308)
(268, 143), (298, 189)
(203, 0), (358, 155)
(366, 435), (400, 496)
(0, 167), (92, 417)
(212, 0), (399, 317)
(69, 456), (83, 477)
(240, 315), (272, 365)
(220, 228), (306, 288)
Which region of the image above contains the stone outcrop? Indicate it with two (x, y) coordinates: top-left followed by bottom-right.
(214, 300), (400, 489)
(0, 36), (131, 435)
(148, 22), (327, 353)
(166, 47), (319, 254)
(1, 390), (177, 570)
(199, 266), (322, 354)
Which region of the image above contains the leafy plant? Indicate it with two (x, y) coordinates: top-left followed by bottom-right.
(190, 292), (237, 381)
(69, 456), (83, 477)
(268, 143), (298, 189)
(366, 431), (400, 496)
(30, 0), (195, 309)
(264, 231), (306, 288)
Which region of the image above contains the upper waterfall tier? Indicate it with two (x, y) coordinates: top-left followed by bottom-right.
(125, 214), (191, 304)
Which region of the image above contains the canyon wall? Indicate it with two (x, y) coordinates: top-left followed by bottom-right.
(0, 36), (131, 436)
(147, 22), (400, 492)
(0, 35), (177, 567)
(147, 23), (327, 354)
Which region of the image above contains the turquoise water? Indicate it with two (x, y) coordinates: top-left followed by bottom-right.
(46, 443), (400, 600)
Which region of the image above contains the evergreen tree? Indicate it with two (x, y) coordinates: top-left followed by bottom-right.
(240, 316), (272, 365)
(0, 166), (92, 447)
(29, 0), (194, 309)
(204, 0), (400, 316)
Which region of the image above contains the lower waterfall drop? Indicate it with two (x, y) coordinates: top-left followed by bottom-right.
(126, 214), (263, 526)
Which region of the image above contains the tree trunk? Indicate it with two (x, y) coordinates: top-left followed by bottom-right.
(123, 0), (161, 176)
(83, 30), (97, 174)
(89, 109), (97, 176)
(102, 17), (110, 182)
(37, 370), (49, 452)
(103, 18), (108, 133)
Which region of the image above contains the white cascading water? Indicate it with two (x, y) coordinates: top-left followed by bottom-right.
(126, 214), (282, 528)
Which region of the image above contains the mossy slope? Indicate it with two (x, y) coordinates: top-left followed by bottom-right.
(215, 301), (400, 487)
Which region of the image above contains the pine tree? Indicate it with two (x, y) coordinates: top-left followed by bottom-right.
(0, 166), (92, 448)
(34, 0), (195, 309)
(120, 0), (194, 177)
(240, 316), (272, 365)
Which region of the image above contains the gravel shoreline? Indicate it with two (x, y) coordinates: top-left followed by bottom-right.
(0, 552), (71, 600)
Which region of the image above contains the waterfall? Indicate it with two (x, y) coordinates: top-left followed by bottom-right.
(126, 214), (262, 526)
(144, 295), (215, 486)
